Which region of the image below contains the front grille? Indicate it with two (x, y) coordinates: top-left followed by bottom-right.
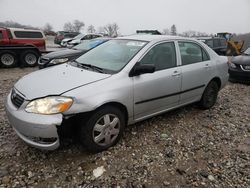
(11, 89), (25, 108)
(24, 135), (57, 144)
(240, 65), (250, 72)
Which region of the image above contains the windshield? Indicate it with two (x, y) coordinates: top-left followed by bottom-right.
(73, 34), (84, 40)
(75, 39), (147, 72)
(73, 38), (108, 51)
(244, 47), (250, 55)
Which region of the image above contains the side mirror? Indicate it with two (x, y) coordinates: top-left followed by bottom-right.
(129, 63), (155, 77)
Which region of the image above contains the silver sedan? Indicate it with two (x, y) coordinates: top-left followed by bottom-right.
(5, 35), (229, 152)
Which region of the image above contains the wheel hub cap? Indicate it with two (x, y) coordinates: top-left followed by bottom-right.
(93, 114), (120, 146)
(25, 54), (37, 65)
(1, 54), (14, 66)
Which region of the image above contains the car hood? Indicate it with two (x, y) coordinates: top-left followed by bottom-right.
(14, 64), (111, 100)
(62, 38), (73, 42)
(42, 49), (83, 59)
(232, 55), (250, 65)
(69, 39), (81, 44)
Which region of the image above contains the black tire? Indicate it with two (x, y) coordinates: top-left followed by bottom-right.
(199, 81), (219, 109)
(79, 106), (125, 153)
(0, 51), (17, 68)
(20, 50), (39, 67)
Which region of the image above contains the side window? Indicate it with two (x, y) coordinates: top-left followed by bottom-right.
(202, 49), (210, 61)
(93, 35), (100, 39)
(14, 31), (43, 38)
(140, 42), (176, 71)
(0, 31), (3, 39)
(83, 35), (92, 40)
(178, 42), (207, 65)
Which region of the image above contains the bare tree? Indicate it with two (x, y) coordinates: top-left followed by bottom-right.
(72, 20), (85, 32)
(0, 20), (38, 29)
(103, 23), (119, 37)
(43, 23), (53, 32)
(162, 28), (170, 35)
(180, 30), (209, 37)
(87, 25), (96, 33)
(63, 22), (74, 32)
(63, 20), (84, 32)
(170, 24), (177, 36)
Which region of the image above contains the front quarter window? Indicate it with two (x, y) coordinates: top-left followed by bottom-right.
(244, 47), (250, 55)
(75, 40), (147, 72)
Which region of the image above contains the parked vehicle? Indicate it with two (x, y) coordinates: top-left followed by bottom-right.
(197, 37), (227, 55)
(54, 31), (79, 45)
(228, 47), (250, 84)
(0, 27), (46, 68)
(136, 30), (162, 35)
(39, 38), (110, 69)
(217, 32), (244, 56)
(67, 33), (103, 46)
(5, 35), (228, 152)
(60, 37), (73, 47)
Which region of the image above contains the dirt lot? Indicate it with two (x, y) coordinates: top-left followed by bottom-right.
(0, 68), (249, 188)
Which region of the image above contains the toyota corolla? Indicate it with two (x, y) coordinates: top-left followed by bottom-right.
(5, 35), (228, 152)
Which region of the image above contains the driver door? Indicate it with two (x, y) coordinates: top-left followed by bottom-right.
(132, 42), (182, 121)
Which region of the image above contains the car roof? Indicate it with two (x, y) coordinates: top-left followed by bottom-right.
(117, 34), (190, 42)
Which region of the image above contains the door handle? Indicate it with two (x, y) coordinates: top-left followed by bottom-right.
(172, 71), (181, 77)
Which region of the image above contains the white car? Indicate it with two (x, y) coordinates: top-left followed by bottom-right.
(67, 33), (103, 47)
(60, 38), (73, 47)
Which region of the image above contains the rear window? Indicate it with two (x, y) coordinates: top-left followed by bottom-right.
(0, 31), (2, 39)
(14, 31), (43, 38)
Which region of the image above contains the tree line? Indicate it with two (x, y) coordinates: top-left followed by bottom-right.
(0, 20), (214, 37)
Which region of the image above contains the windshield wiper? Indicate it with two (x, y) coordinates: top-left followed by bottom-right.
(73, 60), (105, 73)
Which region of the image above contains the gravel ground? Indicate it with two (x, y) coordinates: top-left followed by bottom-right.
(0, 68), (249, 188)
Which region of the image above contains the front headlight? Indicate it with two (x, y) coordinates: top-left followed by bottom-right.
(229, 62), (237, 69)
(50, 58), (69, 64)
(25, 96), (73, 115)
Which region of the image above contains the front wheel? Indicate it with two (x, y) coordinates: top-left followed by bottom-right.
(199, 81), (219, 109)
(20, 50), (39, 67)
(79, 106), (125, 153)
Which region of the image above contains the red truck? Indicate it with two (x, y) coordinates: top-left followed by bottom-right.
(0, 27), (46, 68)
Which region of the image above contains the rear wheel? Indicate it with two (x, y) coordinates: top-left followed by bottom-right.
(199, 81), (219, 109)
(0, 51), (17, 68)
(20, 50), (39, 67)
(79, 106), (125, 153)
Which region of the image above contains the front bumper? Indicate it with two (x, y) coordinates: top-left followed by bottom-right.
(229, 68), (250, 84)
(5, 92), (63, 150)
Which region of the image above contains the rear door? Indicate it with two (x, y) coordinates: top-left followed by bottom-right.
(177, 41), (213, 104)
(133, 41), (182, 120)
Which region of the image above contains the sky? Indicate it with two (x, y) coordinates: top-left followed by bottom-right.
(0, 0), (249, 35)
